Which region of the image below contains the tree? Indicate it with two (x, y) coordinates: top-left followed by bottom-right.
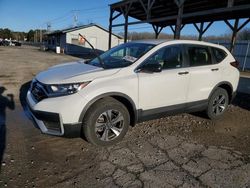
(0, 28), (12, 39)
(12, 32), (26, 41)
(27, 29), (35, 41)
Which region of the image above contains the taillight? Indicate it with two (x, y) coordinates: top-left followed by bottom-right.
(230, 61), (239, 68)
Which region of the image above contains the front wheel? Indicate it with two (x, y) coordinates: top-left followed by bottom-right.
(83, 97), (130, 146)
(206, 88), (229, 120)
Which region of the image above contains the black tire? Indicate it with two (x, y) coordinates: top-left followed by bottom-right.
(82, 97), (130, 146)
(206, 88), (229, 120)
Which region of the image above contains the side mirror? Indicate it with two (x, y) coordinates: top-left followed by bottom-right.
(139, 63), (162, 73)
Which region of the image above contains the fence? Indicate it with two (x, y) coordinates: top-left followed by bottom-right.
(21, 41), (43, 47)
(211, 40), (250, 71)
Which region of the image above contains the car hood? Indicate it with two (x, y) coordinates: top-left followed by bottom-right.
(36, 61), (120, 84)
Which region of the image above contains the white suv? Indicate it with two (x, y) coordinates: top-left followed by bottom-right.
(26, 40), (239, 145)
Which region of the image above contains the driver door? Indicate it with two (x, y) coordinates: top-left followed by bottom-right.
(137, 45), (190, 113)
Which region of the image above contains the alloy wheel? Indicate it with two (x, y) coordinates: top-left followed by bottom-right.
(212, 94), (227, 116)
(95, 109), (124, 141)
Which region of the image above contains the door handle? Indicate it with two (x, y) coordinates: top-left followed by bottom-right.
(211, 68), (219, 71)
(178, 71), (189, 75)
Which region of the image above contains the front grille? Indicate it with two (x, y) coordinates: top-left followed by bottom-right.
(31, 81), (48, 102)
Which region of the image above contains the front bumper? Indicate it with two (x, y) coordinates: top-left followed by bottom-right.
(26, 90), (83, 137)
(27, 104), (82, 137)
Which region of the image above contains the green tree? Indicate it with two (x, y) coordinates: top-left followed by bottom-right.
(0, 28), (12, 39)
(27, 29), (35, 41)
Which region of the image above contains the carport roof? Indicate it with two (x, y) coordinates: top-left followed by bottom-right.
(110, 0), (250, 27)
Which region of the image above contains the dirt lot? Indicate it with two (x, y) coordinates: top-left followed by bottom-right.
(0, 46), (250, 187)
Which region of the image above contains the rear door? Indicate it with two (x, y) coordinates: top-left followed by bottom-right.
(184, 44), (223, 103)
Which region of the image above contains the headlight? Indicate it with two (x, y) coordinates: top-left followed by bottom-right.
(47, 82), (90, 96)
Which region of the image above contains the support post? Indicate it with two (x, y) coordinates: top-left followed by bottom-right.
(155, 32), (159, 39)
(120, 2), (132, 43)
(152, 25), (164, 39)
(225, 18), (250, 53)
(193, 22), (213, 41)
(170, 25), (175, 33)
(124, 14), (128, 43)
(170, 24), (185, 39)
(230, 18), (239, 53)
(108, 8), (114, 49)
(198, 22), (204, 41)
(153, 25), (159, 39)
(174, 0), (185, 39)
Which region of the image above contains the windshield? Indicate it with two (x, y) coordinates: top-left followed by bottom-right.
(88, 42), (155, 69)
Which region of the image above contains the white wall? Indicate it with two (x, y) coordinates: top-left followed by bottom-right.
(66, 25), (122, 52)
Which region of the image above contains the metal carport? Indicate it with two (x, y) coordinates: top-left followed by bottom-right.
(108, 0), (250, 52)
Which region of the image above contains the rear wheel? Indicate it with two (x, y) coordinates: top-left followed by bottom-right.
(83, 97), (130, 146)
(206, 88), (229, 120)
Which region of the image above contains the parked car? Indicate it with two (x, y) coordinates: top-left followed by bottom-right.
(0, 40), (10, 46)
(12, 41), (22, 46)
(26, 40), (240, 146)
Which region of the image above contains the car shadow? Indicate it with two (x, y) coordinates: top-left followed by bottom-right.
(19, 81), (37, 127)
(232, 92), (250, 111)
(191, 91), (250, 119)
(0, 86), (15, 172)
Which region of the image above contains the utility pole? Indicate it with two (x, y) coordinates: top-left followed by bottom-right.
(72, 10), (78, 27)
(34, 30), (36, 43)
(40, 28), (42, 43)
(74, 13), (78, 27)
(47, 22), (51, 32)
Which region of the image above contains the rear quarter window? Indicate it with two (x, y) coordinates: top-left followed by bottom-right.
(212, 47), (228, 63)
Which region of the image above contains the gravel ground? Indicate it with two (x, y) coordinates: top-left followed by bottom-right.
(0, 46), (250, 187)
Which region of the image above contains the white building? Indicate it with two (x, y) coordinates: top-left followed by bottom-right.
(46, 24), (123, 56)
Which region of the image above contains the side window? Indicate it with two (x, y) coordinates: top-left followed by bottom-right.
(187, 46), (211, 66)
(144, 45), (183, 70)
(212, 47), (227, 63)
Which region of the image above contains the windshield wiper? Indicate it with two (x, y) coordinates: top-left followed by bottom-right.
(78, 33), (105, 69)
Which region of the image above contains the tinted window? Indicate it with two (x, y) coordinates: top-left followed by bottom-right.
(187, 46), (211, 66)
(144, 45), (182, 70)
(212, 47), (227, 63)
